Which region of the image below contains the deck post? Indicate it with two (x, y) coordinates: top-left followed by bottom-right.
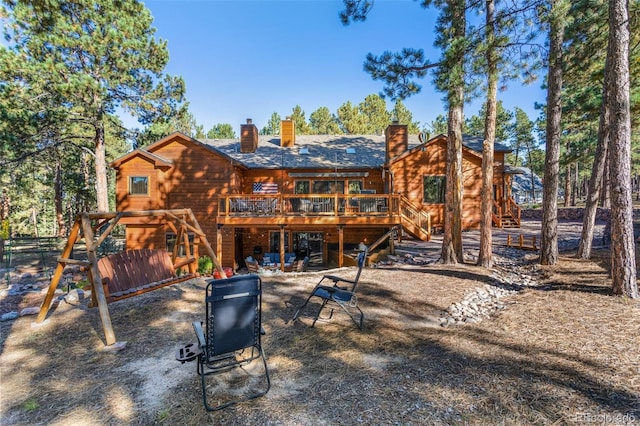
(279, 225), (286, 271)
(215, 224), (224, 274)
(338, 225), (344, 268)
(389, 227), (395, 255)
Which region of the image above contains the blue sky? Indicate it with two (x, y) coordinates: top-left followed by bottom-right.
(137, 0), (547, 135)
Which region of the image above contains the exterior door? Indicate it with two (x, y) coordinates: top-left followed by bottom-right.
(293, 232), (324, 266)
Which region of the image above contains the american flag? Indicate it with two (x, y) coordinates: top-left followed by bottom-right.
(253, 182), (278, 194)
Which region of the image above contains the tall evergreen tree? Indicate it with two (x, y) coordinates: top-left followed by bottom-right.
(3, 0), (185, 212)
(290, 105), (311, 135)
(477, 0), (498, 268)
(540, 0), (569, 266)
(309, 107), (342, 135)
(391, 100), (421, 134)
(434, 0), (467, 264)
(358, 94), (390, 134)
(340, 0), (466, 263)
(260, 112), (281, 135)
(429, 114), (449, 135)
(337, 101), (367, 134)
(134, 105), (200, 148)
(607, 0), (637, 298)
(508, 107), (535, 167)
(464, 101), (513, 142)
(206, 123), (236, 139)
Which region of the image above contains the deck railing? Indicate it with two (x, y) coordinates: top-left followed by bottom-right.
(218, 194), (432, 241)
(505, 196), (521, 225)
(218, 194), (396, 217)
(492, 197), (521, 227)
(399, 196), (431, 240)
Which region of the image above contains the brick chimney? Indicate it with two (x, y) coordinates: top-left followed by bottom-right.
(240, 118), (258, 153)
(385, 121), (408, 162)
(280, 117), (295, 148)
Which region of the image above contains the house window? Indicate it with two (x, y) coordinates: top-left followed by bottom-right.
(423, 176), (446, 204)
(312, 180), (345, 194)
(295, 181), (310, 194)
(129, 176), (149, 195)
(269, 231), (290, 253)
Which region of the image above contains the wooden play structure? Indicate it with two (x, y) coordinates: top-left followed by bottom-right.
(35, 209), (225, 350)
(506, 234), (538, 251)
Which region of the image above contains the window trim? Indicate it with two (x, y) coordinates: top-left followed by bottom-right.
(128, 176), (149, 196)
(423, 175), (446, 204)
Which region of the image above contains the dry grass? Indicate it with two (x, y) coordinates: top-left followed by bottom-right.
(1, 247), (639, 425)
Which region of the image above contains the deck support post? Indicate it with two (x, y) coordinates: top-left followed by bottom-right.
(279, 225), (286, 272)
(338, 225), (344, 268)
(216, 224), (224, 272)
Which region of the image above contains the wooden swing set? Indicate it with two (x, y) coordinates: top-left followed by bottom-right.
(35, 209), (225, 351)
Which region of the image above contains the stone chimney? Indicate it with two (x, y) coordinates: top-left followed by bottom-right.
(240, 118), (258, 153)
(280, 117), (295, 148)
(385, 120), (408, 162)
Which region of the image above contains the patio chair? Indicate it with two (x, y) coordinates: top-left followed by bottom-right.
(176, 274), (270, 411)
(245, 256), (260, 273)
(292, 256), (309, 272)
(291, 247), (368, 329)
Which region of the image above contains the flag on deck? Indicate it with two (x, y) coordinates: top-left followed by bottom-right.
(253, 182), (278, 194)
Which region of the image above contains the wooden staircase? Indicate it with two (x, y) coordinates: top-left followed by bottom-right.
(492, 197), (522, 229)
(399, 197), (431, 241)
(499, 215), (520, 228)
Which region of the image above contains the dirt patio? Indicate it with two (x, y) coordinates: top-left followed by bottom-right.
(1, 220), (639, 425)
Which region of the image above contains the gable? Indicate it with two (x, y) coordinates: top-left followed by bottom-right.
(110, 148), (173, 170)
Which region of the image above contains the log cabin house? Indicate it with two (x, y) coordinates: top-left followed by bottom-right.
(110, 119), (520, 270)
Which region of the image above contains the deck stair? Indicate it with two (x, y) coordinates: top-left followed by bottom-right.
(492, 198), (522, 229)
(399, 197), (431, 241)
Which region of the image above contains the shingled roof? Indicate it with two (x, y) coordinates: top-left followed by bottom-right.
(200, 134), (511, 169)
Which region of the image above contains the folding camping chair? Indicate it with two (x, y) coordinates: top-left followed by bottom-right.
(176, 274), (270, 411)
(291, 247), (368, 329)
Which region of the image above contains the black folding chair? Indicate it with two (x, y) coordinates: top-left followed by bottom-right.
(176, 274), (270, 411)
(291, 247), (368, 329)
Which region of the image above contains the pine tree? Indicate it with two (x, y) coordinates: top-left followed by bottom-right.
(207, 123), (236, 139)
(391, 100), (421, 134)
(290, 105), (311, 135)
(3, 0), (185, 212)
(337, 101), (367, 134)
(607, 0), (638, 298)
(358, 94), (390, 134)
(260, 112), (282, 135)
(309, 107), (342, 135)
(540, 0), (569, 266)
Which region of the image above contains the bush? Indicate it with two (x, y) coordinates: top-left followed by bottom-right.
(198, 255), (213, 275)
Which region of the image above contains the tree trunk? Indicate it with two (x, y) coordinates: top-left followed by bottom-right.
(599, 150), (611, 208)
(513, 141), (521, 167)
(441, 98), (464, 264)
(527, 145), (536, 202)
(94, 119), (109, 212)
(607, 0), (638, 298)
(540, 0), (565, 266)
(478, 0), (496, 269)
(0, 189), (8, 263)
(440, 0), (466, 264)
(571, 162), (578, 205)
(578, 55), (611, 260)
(54, 155), (66, 237)
(563, 163), (571, 207)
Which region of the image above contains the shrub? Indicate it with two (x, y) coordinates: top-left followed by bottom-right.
(198, 255), (213, 275)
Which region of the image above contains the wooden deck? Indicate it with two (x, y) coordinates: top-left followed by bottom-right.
(216, 194), (403, 227)
(216, 194), (432, 243)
